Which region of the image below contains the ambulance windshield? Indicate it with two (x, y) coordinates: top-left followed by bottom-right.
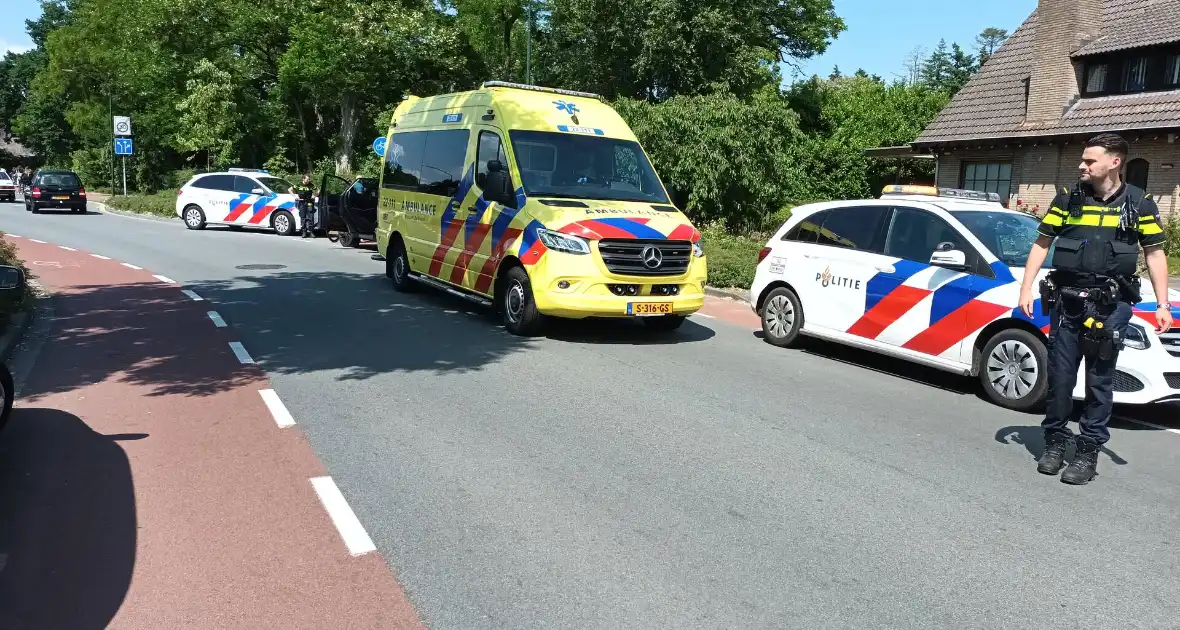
(951, 211), (1051, 268)
(507, 130), (670, 204)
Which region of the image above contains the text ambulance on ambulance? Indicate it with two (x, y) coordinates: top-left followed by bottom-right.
(375, 81), (707, 336)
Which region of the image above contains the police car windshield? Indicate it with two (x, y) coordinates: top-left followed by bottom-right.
(951, 211), (1051, 268)
(507, 130), (670, 204)
(257, 176), (294, 192)
(0, 172), (9, 181)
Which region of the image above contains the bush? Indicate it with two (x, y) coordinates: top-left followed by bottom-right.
(701, 223), (765, 288)
(0, 236), (31, 329)
(103, 192), (178, 218)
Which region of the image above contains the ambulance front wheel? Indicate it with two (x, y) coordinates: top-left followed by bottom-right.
(499, 265), (544, 337)
(182, 205), (206, 230)
(386, 237), (416, 293)
(272, 210), (296, 237)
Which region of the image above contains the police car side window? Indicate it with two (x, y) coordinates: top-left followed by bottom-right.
(233, 176), (258, 194)
(782, 210), (827, 244)
(885, 207), (985, 273)
(383, 131), (426, 190)
(816, 206), (889, 253)
(192, 175), (232, 190)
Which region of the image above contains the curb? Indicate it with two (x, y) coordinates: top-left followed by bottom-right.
(0, 306), (33, 364)
(91, 200), (176, 223)
(705, 286), (750, 302)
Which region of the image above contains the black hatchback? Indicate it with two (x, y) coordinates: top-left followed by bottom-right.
(26, 169), (87, 213)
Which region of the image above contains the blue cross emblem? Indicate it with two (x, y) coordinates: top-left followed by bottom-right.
(553, 100), (579, 115)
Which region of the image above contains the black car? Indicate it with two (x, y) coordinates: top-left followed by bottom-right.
(25, 169), (87, 213)
(319, 175), (378, 247)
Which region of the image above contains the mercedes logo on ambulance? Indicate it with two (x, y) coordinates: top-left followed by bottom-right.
(641, 245), (663, 269)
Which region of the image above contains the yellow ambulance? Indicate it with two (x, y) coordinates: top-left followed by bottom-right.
(375, 81), (707, 335)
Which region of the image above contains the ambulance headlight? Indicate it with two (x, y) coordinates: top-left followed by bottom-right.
(692, 241), (704, 257)
(1123, 323), (1149, 350)
(537, 228), (590, 255)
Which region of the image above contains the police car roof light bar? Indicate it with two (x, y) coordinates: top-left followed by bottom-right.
(480, 81), (605, 102)
(228, 167), (270, 174)
(881, 184), (1001, 203)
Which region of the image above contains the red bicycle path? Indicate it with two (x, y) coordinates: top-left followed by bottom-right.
(0, 236), (423, 629)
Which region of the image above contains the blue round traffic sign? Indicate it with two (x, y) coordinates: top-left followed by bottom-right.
(372, 137), (387, 157)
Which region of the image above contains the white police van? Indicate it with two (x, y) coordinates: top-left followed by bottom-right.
(750, 185), (1180, 411)
(175, 168), (303, 236)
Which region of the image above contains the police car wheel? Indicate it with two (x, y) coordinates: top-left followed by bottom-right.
(978, 329), (1048, 412)
(183, 205), (206, 230)
(272, 210), (295, 236)
(761, 286), (804, 347)
(500, 265), (544, 336)
(387, 238), (416, 292)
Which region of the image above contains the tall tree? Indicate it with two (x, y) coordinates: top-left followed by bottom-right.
(975, 27), (1009, 65)
(946, 43), (978, 95)
(921, 39), (952, 89)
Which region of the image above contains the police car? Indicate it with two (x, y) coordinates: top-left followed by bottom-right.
(175, 168), (303, 236)
(750, 185), (1180, 411)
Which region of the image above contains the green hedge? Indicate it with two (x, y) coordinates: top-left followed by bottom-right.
(701, 224), (766, 289)
(102, 192), (178, 218)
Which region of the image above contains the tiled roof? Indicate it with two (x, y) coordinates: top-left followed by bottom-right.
(913, 1), (1180, 147)
(1074, 0), (1180, 56)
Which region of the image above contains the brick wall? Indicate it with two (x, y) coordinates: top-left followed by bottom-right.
(936, 138), (1180, 219)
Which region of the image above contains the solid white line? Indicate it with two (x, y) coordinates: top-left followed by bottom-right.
(207, 311), (227, 328)
(153, 274), (176, 284)
(310, 476), (376, 556)
(29, 239), (45, 243)
(1117, 415), (1180, 436)
(121, 262), (142, 270)
(5, 234), (19, 238)
(59, 245), (76, 251)
(228, 341), (254, 364)
(181, 289), (204, 301)
(90, 253), (111, 260)
(259, 389), (296, 428)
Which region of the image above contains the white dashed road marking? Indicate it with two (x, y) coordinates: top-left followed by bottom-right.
(310, 476), (376, 556)
(693, 313), (716, 319)
(259, 389), (296, 428)
(91, 254), (111, 260)
(207, 311), (227, 328)
(121, 262), (142, 270)
(59, 245), (76, 251)
(5, 234), (19, 238)
(153, 274), (176, 284)
(182, 290), (204, 301)
(228, 342), (254, 364)
(29, 239), (45, 244)
(1118, 415), (1180, 436)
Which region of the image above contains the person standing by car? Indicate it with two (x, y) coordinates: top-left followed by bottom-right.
(1018, 133), (1172, 485)
(289, 174), (317, 238)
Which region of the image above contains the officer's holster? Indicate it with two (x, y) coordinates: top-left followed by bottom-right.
(1056, 281), (1122, 361)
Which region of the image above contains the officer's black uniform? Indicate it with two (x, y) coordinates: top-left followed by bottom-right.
(1035, 181), (1165, 484)
(292, 183), (315, 238)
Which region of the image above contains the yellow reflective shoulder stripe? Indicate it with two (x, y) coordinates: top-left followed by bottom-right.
(1064, 214), (1120, 227)
(1138, 214), (1157, 224)
(1041, 213), (1064, 226)
(1047, 206), (1067, 217)
(1140, 222), (1163, 236)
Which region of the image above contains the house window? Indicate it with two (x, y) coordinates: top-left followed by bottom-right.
(1085, 64), (1108, 93)
(1126, 158), (1149, 190)
(962, 162), (1012, 199)
(1122, 57), (1148, 92)
(1167, 54), (1180, 87)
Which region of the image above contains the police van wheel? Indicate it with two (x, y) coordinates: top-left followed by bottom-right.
(182, 205), (206, 230)
(272, 210), (295, 237)
(760, 286), (804, 347)
(387, 238), (416, 293)
(500, 265), (544, 337)
(979, 329), (1048, 412)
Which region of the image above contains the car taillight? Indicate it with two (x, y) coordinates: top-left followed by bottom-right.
(79, 187), (87, 196)
(758, 247), (772, 263)
(177, 189), (184, 195)
(32, 187), (40, 198)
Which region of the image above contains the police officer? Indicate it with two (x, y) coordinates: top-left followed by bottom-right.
(289, 174), (317, 238)
(1018, 133), (1173, 485)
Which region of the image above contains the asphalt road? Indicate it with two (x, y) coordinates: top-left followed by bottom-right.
(4, 200), (1180, 629)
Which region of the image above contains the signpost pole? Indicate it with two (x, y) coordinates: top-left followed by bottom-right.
(122, 156), (127, 196)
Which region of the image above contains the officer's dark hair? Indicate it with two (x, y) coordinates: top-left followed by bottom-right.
(1084, 133), (1130, 160)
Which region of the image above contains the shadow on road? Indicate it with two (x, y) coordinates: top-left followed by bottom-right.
(0, 407), (140, 629)
(994, 425), (1129, 466)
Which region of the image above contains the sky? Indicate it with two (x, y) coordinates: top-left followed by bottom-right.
(3, 0), (1037, 79)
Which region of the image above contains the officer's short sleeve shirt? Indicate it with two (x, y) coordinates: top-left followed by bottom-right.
(1136, 195), (1166, 249)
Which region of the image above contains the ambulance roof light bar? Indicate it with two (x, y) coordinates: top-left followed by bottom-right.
(881, 185), (1001, 203)
(481, 81), (605, 102)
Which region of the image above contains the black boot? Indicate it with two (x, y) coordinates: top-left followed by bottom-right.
(1061, 438), (1099, 485)
(1037, 432), (1070, 475)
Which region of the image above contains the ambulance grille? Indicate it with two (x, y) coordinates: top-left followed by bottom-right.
(597, 239), (691, 277)
(1113, 370), (1145, 393)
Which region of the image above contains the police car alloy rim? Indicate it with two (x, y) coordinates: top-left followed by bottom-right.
(274, 213), (290, 234)
(505, 280), (525, 324)
(765, 294), (795, 338)
(184, 207), (202, 227)
(986, 339), (1039, 400)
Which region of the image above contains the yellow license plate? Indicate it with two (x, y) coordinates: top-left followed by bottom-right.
(627, 302), (674, 316)
(52, 195), (69, 200)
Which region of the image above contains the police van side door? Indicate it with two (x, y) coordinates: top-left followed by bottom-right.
(801, 204), (893, 334)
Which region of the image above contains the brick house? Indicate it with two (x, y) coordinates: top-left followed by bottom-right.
(907, 0), (1180, 218)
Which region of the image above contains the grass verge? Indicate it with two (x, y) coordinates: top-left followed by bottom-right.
(101, 192), (177, 218)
